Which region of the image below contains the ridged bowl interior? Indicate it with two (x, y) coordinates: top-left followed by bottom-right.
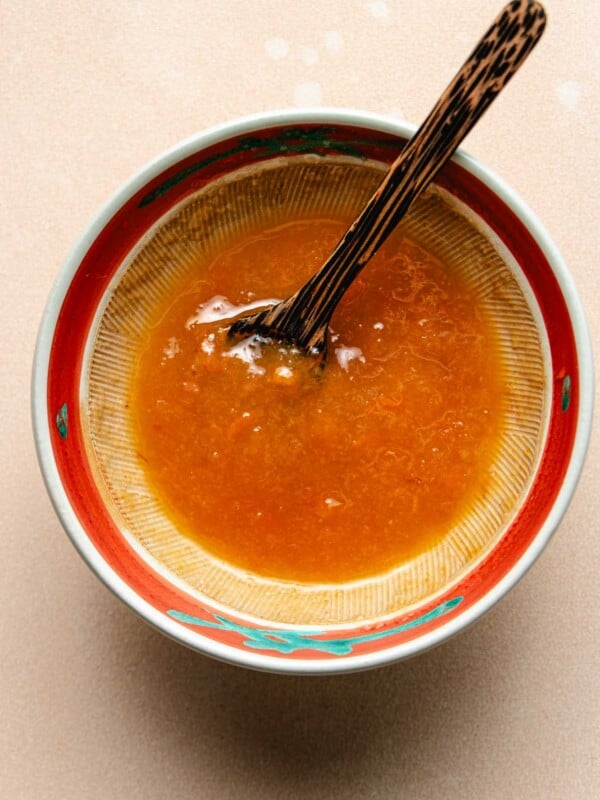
(82, 155), (546, 625)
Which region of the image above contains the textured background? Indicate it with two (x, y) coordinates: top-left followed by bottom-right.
(1, 1), (598, 798)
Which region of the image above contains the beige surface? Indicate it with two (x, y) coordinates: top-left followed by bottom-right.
(1, 1), (598, 798)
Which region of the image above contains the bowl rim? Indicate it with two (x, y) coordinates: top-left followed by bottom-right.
(31, 108), (594, 674)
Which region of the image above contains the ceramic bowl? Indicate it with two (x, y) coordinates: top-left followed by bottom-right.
(32, 110), (593, 674)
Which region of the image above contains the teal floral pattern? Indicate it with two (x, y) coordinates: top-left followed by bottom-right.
(168, 596), (463, 656)
(139, 127), (397, 207)
(561, 375), (572, 412)
(55, 403), (68, 439)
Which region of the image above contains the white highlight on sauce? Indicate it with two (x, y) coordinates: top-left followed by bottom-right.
(275, 366), (293, 379)
(335, 346), (366, 372)
(186, 295), (281, 328)
(222, 336), (267, 376)
(162, 337), (180, 359)
(200, 332), (215, 355)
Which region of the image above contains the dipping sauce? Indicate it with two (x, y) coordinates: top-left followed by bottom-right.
(132, 217), (504, 583)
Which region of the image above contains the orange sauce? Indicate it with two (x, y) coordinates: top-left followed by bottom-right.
(132, 217), (504, 583)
